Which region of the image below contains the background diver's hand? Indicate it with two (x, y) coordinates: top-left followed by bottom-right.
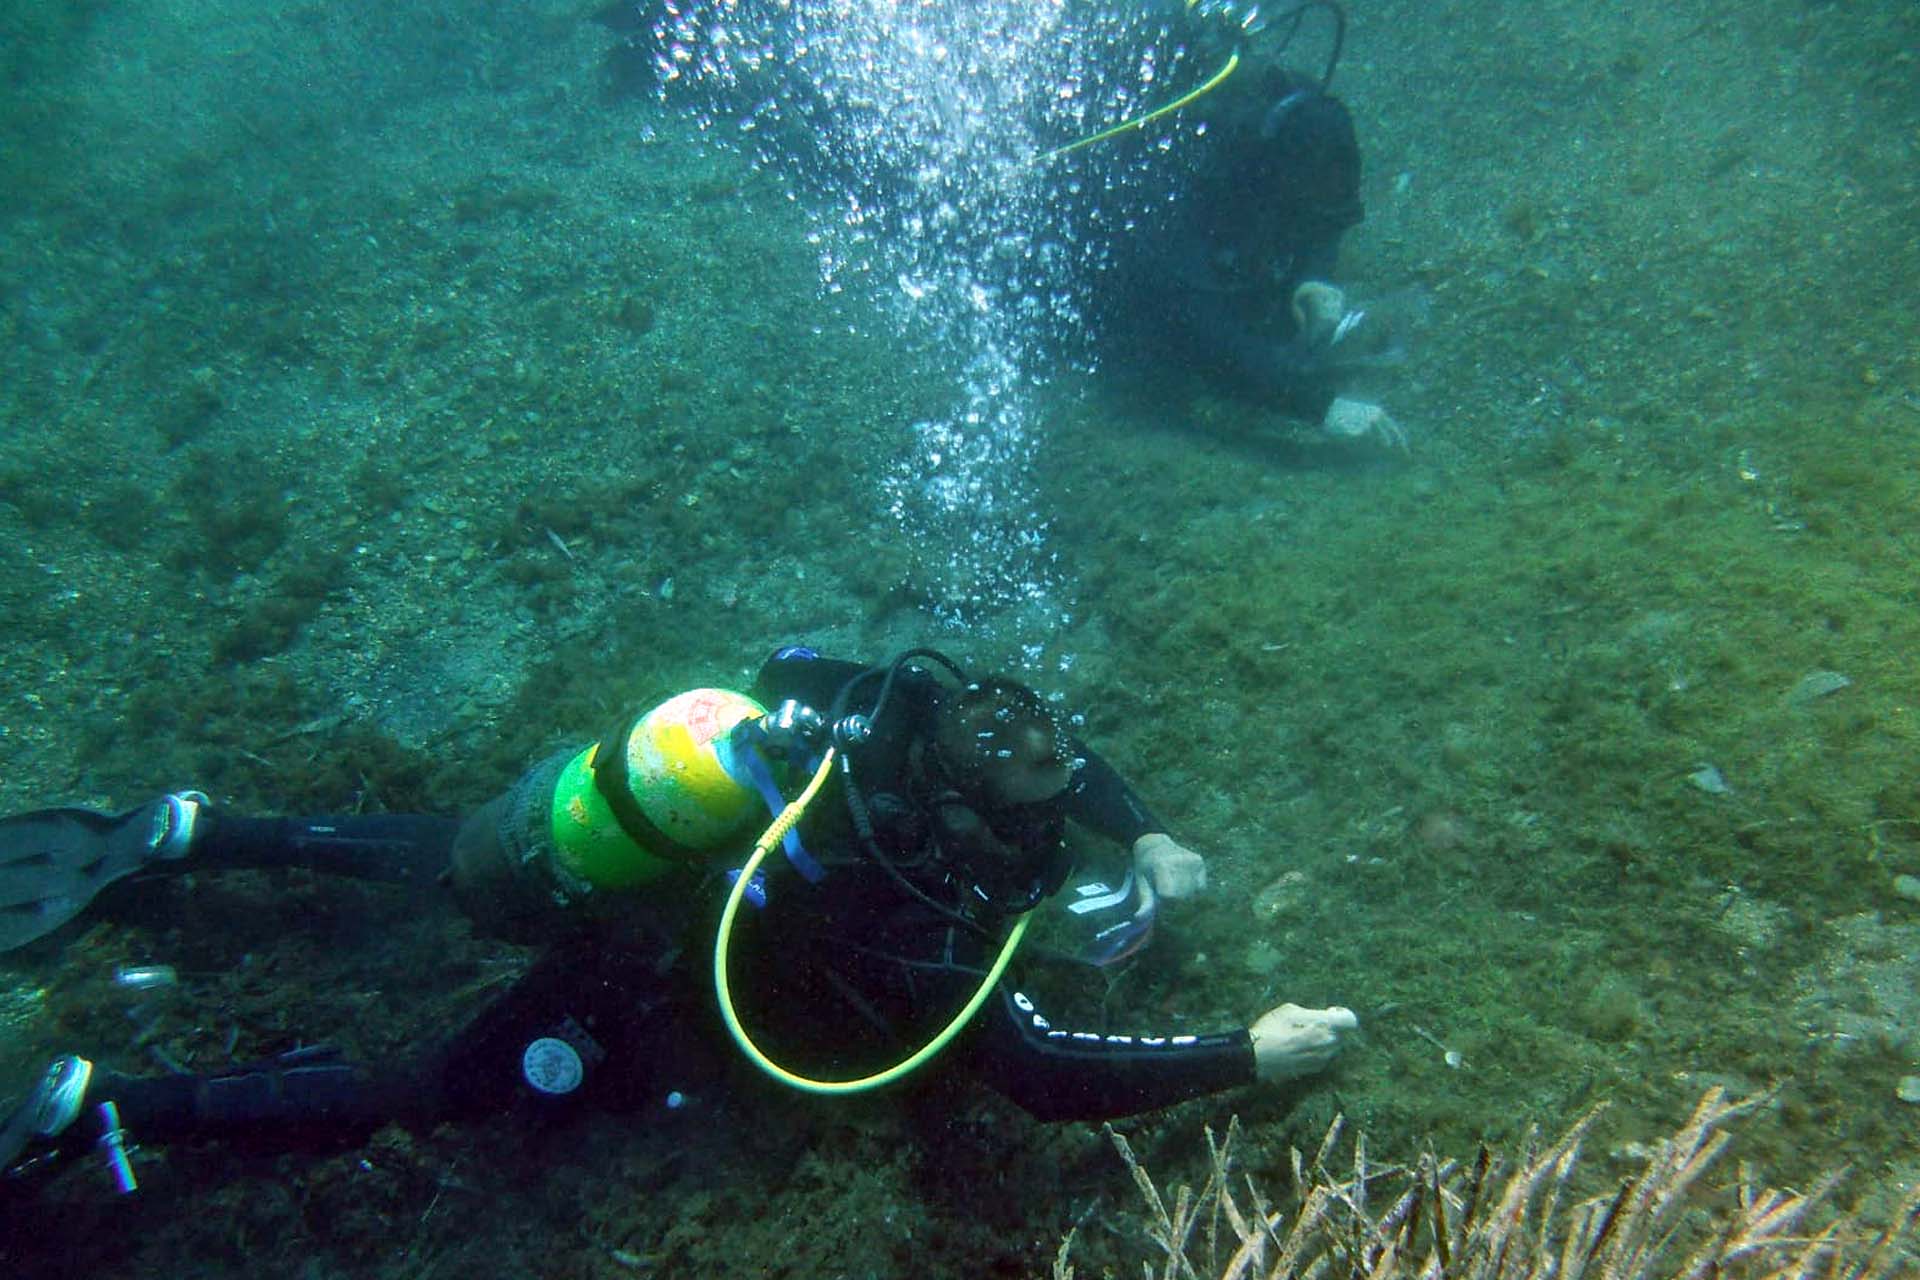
(1290, 280), (1349, 347)
(1131, 833), (1208, 902)
(1250, 1002), (1360, 1083)
(1323, 397), (1409, 450)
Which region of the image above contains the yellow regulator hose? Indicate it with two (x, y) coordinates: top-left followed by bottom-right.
(713, 746), (1033, 1094)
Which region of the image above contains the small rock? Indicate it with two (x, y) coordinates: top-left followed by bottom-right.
(1688, 764), (1734, 796)
(1893, 874), (1920, 904)
(1898, 1076), (1920, 1105)
(1251, 871), (1309, 922)
(1786, 670), (1852, 706)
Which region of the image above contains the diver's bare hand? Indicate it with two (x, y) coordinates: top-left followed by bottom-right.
(1250, 1002), (1359, 1082)
(1323, 397), (1408, 450)
(1132, 833), (1208, 901)
(1291, 280), (1348, 346)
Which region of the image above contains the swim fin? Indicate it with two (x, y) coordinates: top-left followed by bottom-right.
(0, 795), (199, 954)
(0, 1055), (93, 1176)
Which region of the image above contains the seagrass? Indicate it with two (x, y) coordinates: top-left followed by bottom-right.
(1054, 1088), (1920, 1280)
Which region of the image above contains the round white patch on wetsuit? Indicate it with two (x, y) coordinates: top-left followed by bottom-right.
(521, 1037), (586, 1095)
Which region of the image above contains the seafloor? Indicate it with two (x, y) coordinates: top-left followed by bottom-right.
(1, 0), (1916, 1276)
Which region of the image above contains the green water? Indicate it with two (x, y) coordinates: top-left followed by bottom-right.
(1, 0), (1915, 1274)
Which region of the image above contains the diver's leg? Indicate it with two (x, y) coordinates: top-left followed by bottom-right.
(431, 935), (700, 1120)
(91, 1046), (428, 1147)
(1, 1046), (427, 1190)
(1, 798), (461, 954)
(2, 938), (698, 1186)
(190, 810), (460, 887)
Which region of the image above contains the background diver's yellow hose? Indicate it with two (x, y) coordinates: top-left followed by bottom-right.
(713, 746), (1033, 1094)
(1036, 50), (1240, 165)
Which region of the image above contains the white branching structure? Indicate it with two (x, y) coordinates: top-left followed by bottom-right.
(1057, 1088), (1919, 1280)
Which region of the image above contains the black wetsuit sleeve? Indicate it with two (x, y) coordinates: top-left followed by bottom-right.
(1127, 230), (1343, 422)
(1170, 291), (1341, 420)
(785, 902), (1253, 1123)
(1062, 740), (1164, 847)
(1260, 233), (1347, 419)
(1289, 236), (1340, 287)
(1262, 340), (1344, 422)
(967, 985), (1256, 1122)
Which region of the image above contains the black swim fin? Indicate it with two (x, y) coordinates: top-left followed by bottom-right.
(0, 795), (199, 954)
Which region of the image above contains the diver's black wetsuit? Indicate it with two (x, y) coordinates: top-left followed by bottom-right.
(1081, 61), (1365, 419)
(38, 652), (1255, 1167)
(736, 651), (1254, 1122)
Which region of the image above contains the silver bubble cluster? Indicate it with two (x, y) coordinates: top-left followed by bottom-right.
(647, 1), (1210, 633)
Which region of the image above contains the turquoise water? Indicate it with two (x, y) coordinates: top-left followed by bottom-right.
(1, 0), (1916, 1274)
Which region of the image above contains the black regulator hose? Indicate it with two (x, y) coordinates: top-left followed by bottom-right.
(829, 648), (991, 936)
(1268, 1), (1347, 90)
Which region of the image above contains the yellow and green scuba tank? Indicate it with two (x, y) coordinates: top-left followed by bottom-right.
(550, 686), (770, 893)
(481, 663), (1035, 1095)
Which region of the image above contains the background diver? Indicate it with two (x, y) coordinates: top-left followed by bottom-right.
(605, 0), (1405, 448)
(1044, 0), (1405, 448)
(0, 647), (1358, 1193)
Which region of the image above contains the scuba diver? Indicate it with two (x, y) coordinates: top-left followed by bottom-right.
(602, 0), (1400, 445)
(1042, 0), (1404, 447)
(0, 647), (1358, 1194)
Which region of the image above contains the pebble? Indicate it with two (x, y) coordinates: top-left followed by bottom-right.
(113, 965), (178, 991)
(1251, 871), (1308, 922)
(1786, 670), (1852, 706)
(1898, 1076), (1920, 1105)
(1688, 764), (1734, 796)
(1893, 874), (1920, 904)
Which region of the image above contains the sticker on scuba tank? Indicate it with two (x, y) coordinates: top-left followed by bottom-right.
(522, 1037), (586, 1095)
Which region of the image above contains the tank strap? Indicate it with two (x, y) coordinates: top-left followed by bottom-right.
(588, 715), (701, 863)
